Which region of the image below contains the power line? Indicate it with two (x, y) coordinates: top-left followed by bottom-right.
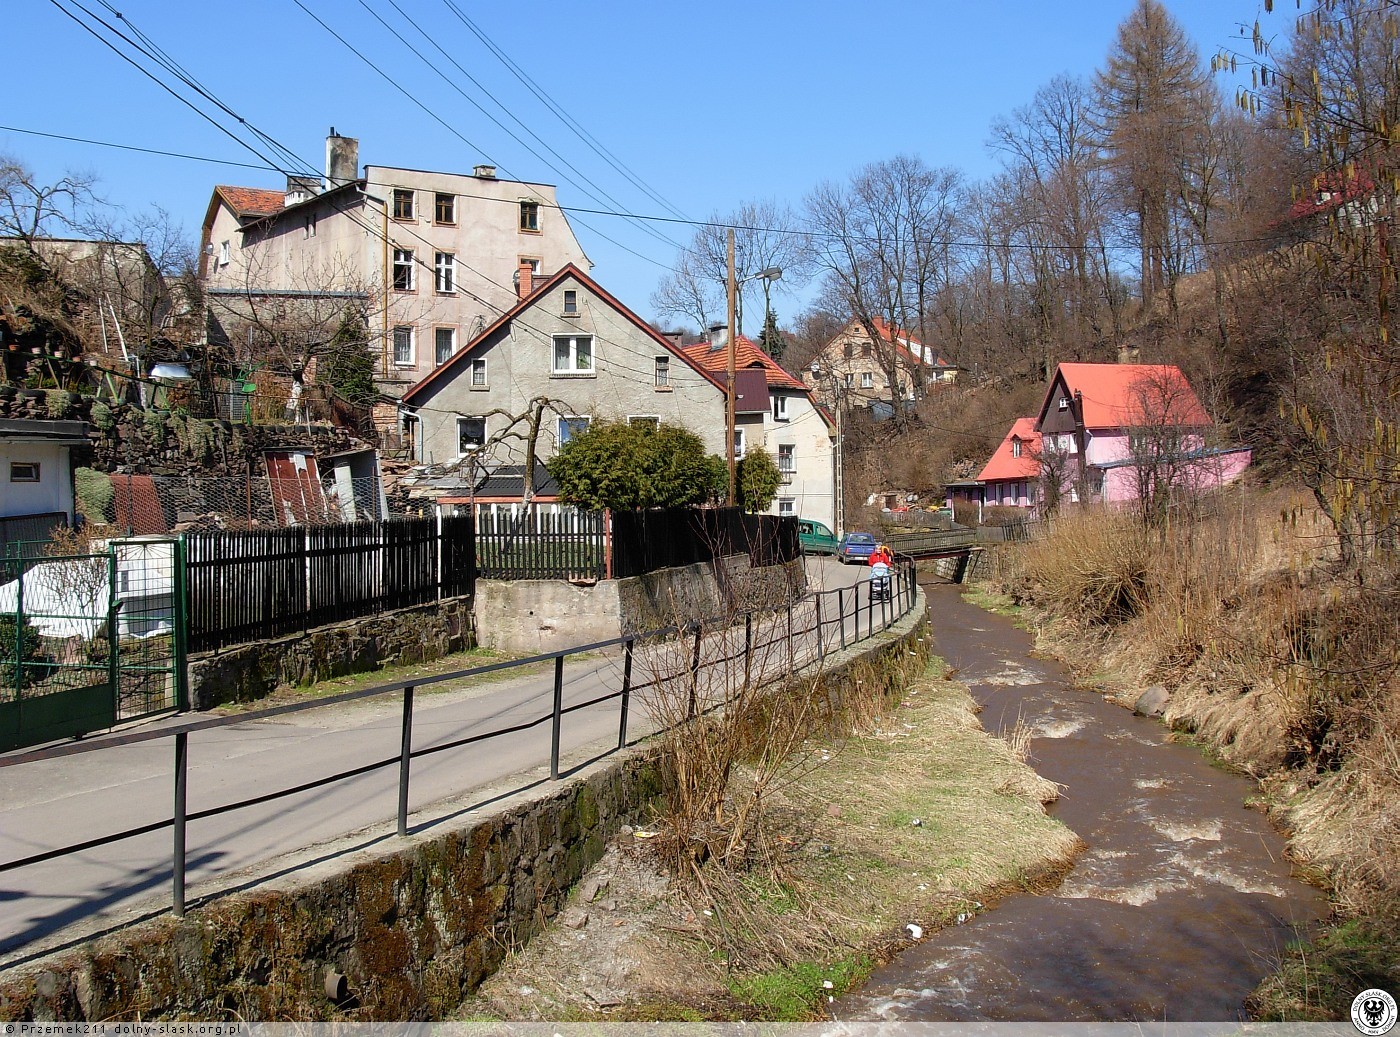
(0, 125), (271, 172)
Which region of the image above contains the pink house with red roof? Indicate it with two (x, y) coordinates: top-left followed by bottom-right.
(954, 363), (1250, 514)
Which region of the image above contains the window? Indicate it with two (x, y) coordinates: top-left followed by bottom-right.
(434, 327), (456, 366)
(1011, 437), (1022, 459)
(627, 415), (659, 430)
(218, 240), (230, 266)
(860, 372), (874, 389)
(733, 428), (746, 459)
(778, 497), (796, 517)
(434, 252), (455, 294)
(861, 342), (872, 358)
(558, 415), (591, 444)
(9, 462), (40, 482)
(778, 444), (795, 479)
(520, 200), (540, 231)
(552, 334), (594, 373)
(470, 357), (487, 387)
(654, 356), (670, 387)
(771, 394), (789, 421)
(457, 416), (485, 454)
(303, 214), (317, 238)
(1058, 396), (1071, 411)
(392, 188), (414, 220)
(843, 373), (854, 389)
(392, 249), (415, 291)
(434, 192), (455, 224)
(563, 289), (579, 315)
(392, 326), (414, 366)
(842, 343), (854, 360)
(520, 256), (541, 274)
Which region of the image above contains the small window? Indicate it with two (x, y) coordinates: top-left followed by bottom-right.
(303, 214), (317, 238)
(218, 240), (230, 266)
(520, 200), (540, 232)
(860, 371), (874, 389)
(1011, 438), (1022, 459)
(434, 327), (456, 366)
(771, 394), (789, 421)
(558, 415), (591, 444)
(733, 428), (746, 459)
(552, 334), (594, 374)
(842, 343), (854, 360)
(654, 356), (670, 387)
(470, 357), (487, 387)
(392, 249), (415, 292)
(777, 444), (795, 471)
(861, 342), (872, 358)
(457, 416), (485, 454)
(434, 192), (455, 224)
(434, 252), (455, 294)
(392, 326), (414, 366)
(778, 497), (796, 517)
(9, 462), (40, 483)
(843, 373), (854, 389)
(392, 188), (414, 221)
(627, 415), (659, 430)
(563, 289), (579, 315)
(1058, 397), (1071, 411)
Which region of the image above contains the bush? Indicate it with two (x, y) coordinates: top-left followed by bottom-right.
(0, 614), (43, 690)
(1013, 508), (1154, 624)
(74, 467), (114, 524)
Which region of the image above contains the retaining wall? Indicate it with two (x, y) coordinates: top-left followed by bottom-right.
(188, 595), (475, 710)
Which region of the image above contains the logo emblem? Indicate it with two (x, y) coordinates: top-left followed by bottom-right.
(1353, 989), (1398, 1036)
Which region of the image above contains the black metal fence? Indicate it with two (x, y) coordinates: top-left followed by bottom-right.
(475, 508), (605, 582)
(611, 508), (800, 579)
(186, 516), (473, 651)
(0, 558), (920, 931)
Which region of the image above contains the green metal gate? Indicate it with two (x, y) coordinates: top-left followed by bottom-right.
(0, 537), (187, 752)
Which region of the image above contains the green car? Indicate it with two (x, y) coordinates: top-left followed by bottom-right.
(797, 518), (838, 555)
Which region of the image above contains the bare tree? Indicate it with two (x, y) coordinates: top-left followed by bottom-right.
(0, 154), (96, 249)
(1121, 368), (1219, 528)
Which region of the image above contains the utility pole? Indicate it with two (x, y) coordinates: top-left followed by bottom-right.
(725, 227), (737, 507)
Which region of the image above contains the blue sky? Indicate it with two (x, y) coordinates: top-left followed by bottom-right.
(5, 1), (1276, 332)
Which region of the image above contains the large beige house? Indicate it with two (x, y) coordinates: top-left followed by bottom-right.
(198, 131), (590, 403)
(802, 317), (957, 413)
(398, 265), (837, 530)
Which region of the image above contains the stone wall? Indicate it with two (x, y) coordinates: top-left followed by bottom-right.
(188, 596), (475, 710)
(0, 591), (927, 1021)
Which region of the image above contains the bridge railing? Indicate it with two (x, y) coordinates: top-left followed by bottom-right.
(0, 559), (920, 933)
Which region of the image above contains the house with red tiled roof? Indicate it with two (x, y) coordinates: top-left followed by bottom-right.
(975, 417), (1042, 510)
(1035, 362), (1250, 506)
(397, 265), (837, 529)
(198, 130), (589, 430)
(801, 316), (958, 414)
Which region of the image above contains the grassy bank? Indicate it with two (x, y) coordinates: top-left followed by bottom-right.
(981, 488), (1400, 1020)
(459, 650), (1081, 1021)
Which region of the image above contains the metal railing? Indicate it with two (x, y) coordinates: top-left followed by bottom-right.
(0, 559), (920, 931)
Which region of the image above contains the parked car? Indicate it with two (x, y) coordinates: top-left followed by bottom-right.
(797, 518), (838, 555)
(837, 531), (877, 564)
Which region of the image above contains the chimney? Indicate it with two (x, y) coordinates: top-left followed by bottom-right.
(708, 322), (727, 353)
(663, 331), (683, 349)
(285, 174), (320, 206)
(325, 128), (359, 191)
(517, 259), (535, 300)
(474, 164), (498, 179)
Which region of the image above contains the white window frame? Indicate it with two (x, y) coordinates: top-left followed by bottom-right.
(777, 443), (796, 473)
(860, 371), (874, 389)
(654, 355), (671, 388)
(771, 394), (789, 422)
(434, 326), (456, 366)
(434, 252), (455, 294)
(777, 497), (796, 517)
(392, 248), (415, 292)
(392, 325), (415, 367)
(1058, 396), (1071, 411)
(470, 356), (487, 388)
(1011, 438), (1022, 459)
(218, 240), (230, 266)
(558, 415), (591, 445)
(733, 428), (746, 460)
(457, 416), (486, 455)
(552, 334), (594, 374)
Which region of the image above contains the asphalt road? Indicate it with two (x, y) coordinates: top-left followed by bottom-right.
(0, 555), (895, 964)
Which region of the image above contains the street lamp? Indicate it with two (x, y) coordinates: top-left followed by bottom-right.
(724, 226), (783, 506)
(810, 361), (845, 538)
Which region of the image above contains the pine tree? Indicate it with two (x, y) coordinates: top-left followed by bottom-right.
(756, 308), (785, 360)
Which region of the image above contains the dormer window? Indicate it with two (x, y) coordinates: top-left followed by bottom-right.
(1058, 397), (1070, 411)
(1011, 437), (1022, 458)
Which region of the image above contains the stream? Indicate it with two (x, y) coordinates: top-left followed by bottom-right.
(840, 581), (1327, 1022)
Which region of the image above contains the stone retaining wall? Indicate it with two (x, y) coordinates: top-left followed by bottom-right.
(0, 592), (927, 1021)
(188, 596), (475, 710)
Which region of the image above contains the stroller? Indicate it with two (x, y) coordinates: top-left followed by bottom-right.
(868, 559), (892, 602)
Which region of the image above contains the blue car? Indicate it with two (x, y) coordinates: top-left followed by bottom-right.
(837, 532), (877, 564)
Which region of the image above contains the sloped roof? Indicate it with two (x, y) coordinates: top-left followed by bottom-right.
(215, 186), (285, 219)
(1287, 166), (1376, 222)
(868, 317), (954, 369)
(679, 335), (809, 391)
(402, 263), (727, 402)
(977, 417), (1041, 483)
(1041, 363), (1212, 430)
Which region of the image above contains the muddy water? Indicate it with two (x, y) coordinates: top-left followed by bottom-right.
(841, 582), (1327, 1022)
